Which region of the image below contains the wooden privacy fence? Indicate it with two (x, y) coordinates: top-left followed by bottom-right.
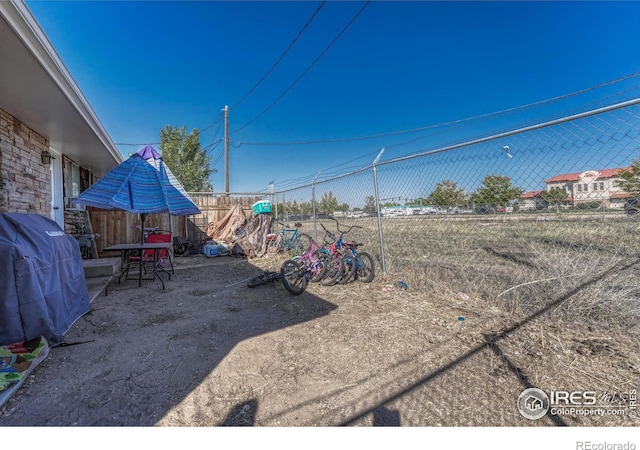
(188, 192), (266, 224)
(186, 193), (268, 251)
(89, 208), (187, 256)
(88, 193), (270, 257)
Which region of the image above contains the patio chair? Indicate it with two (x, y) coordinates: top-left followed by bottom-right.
(127, 231), (174, 280)
(147, 231), (174, 275)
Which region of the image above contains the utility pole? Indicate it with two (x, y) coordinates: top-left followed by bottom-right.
(223, 105), (229, 194)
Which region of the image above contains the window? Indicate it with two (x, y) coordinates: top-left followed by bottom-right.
(593, 182), (598, 191)
(577, 184), (582, 192)
(583, 183), (589, 192)
(600, 182), (604, 190)
(63, 158), (83, 209)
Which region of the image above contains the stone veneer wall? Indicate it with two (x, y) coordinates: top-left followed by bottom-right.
(0, 108), (51, 216)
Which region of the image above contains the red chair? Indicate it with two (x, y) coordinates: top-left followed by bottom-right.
(127, 231), (174, 279)
(147, 232), (174, 272)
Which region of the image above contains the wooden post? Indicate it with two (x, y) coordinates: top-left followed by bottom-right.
(83, 209), (99, 259)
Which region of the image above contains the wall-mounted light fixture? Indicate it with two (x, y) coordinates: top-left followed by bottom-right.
(41, 151), (55, 165)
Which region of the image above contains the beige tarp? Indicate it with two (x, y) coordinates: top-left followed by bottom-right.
(231, 212), (272, 258)
(203, 204), (273, 258)
(204, 204), (247, 243)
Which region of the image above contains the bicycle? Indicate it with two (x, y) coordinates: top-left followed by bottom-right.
(247, 270), (281, 288)
(280, 236), (328, 295)
(320, 218), (374, 284)
(313, 226), (346, 286)
(342, 240), (375, 283)
(173, 236), (193, 256)
(266, 221), (312, 256)
(315, 220), (352, 285)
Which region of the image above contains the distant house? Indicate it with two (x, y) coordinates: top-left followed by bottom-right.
(519, 190), (545, 210)
(544, 167), (632, 208)
(0, 1), (121, 231)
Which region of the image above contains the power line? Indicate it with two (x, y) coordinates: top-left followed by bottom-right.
(205, 115), (224, 151)
(229, 1), (326, 111)
(200, 116), (222, 133)
(234, 70), (640, 147)
(202, 138), (223, 152)
(185, 2), (325, 146)
(115, 71), (640, 149)
(211, 147), (225, 167)
(231, 0), (371, 135)
(268, 73), (640, 189)
(194, 108), (225, 146)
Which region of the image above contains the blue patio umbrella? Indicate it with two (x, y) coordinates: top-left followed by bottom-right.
(76, 148), (200, 244)
(134, 145), (198, 216)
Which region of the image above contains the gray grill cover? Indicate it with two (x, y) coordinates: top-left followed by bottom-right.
(0, 213), (89, 346)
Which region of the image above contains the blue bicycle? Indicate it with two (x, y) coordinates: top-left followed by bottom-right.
(320, 218), (375, 284)
(266, 221), (312, 256)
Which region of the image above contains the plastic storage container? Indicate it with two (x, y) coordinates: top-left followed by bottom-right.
(204, 244), (219, 257)
(252, 200), (272, 214)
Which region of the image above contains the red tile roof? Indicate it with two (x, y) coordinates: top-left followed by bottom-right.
(520, 191), (543, 199)
(544, 167), (631, 184)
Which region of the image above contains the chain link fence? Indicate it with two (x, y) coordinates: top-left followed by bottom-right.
(274, 98), (640, 330)
(188, 97), (640, 329)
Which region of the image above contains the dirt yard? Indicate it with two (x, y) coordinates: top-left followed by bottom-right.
(0, 253), (638, 429)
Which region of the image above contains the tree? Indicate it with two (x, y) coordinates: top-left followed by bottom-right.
(279, 200), (297, 217)
(319, 191), (338, 216)
(300, 201), (313, 216)
(616, 151), (640, 199)
(470, 175), (524, 209)
(159, 125), (215, 191)
(427, 180), (466, 209)
(363, 196), (376, 214)
(541, 187), (568, 213)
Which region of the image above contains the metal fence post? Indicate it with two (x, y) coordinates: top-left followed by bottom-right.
(372, 148), (386, 275)
(311, 171), (321, 242)
(269, 182), (277, 220)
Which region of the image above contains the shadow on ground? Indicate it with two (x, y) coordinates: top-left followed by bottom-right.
(0, 255), (336, 426)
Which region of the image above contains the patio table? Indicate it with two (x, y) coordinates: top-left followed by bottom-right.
(102, 242), (172, 291)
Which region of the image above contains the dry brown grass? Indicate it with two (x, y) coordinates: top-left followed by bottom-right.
(228, 261), (638, 426)
(305, 215), (640, 336)
(242, 234), (640, 426)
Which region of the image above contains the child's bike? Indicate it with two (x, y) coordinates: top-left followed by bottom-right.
(320, 218), (375, 284)
(247, 270), (281, 288)
(279, 237), (327, 295)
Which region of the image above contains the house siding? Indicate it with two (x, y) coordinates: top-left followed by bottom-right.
(0, 108), (51, 216)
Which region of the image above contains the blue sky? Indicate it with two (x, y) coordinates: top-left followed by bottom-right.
(25, 1), (640, 194)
